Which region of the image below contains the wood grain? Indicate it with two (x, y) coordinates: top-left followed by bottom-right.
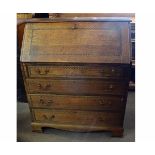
(21, 22), (130, 64)
(33, 109), (123, 126)
(20, 18), (131, 136)
(28, 94), (125, 111)
(26, 79), (127, 95)
(27, 64), (127, 78)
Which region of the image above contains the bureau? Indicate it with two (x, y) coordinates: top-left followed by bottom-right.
(20, 17), (131, 137)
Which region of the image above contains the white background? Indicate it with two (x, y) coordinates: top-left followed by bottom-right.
(0, 0), (155, 154)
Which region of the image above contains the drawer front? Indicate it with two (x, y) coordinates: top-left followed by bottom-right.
(33, 109), (123, 126)
(26, 79), (127, 95)
(29, 94), (125, 111)
(27, 65), (125, 78)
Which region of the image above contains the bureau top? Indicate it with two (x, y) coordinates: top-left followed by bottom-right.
(18, 17), (131, 23)
(21, 19), (131, 64)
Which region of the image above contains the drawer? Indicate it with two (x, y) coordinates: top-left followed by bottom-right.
(27, 65), (126, 78)
(29, 94), (125, 111)
(26, 79), (127, 95)
(33, 109), (123, 126)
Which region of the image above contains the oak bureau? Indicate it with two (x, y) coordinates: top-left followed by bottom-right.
(20, 17), (131, 137)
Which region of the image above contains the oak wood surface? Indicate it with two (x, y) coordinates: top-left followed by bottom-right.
(27, 64), (126, 78)
(32, 109), (123, 126)
(20, 18), (131, 136)
(21, 21), (131, 64)
(26, 79), (127, 95)
(49, 13), (135, 18)
(28, 94), (125, 111)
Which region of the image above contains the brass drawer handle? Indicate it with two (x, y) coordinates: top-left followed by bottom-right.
(50, 115), (55, 120)
(111, 68), (122, 76)
(37, 69), (49, 75)
(42, 114), (55, 120)
(47, 100), (53, 104)
(98, 117), (105, 122)
(99, 99), (105, 105)
(42, 114), (48, 120)
(109, 85), (113, 89)
(40, 99), (44, 104)
(40, 99), (53, 106)
(100, 69), (116, 76)
(99, 99), (112, 105)
(111, 69), (115, 72)
(104, 85), (114, 92)
(38, 84), (51, 90)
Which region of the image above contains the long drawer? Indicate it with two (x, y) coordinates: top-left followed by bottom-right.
(29, 94), (125, 111)
(26, 79), (127, 95)
(27, 65), (127, 78)
(33, 109), (123, 126)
